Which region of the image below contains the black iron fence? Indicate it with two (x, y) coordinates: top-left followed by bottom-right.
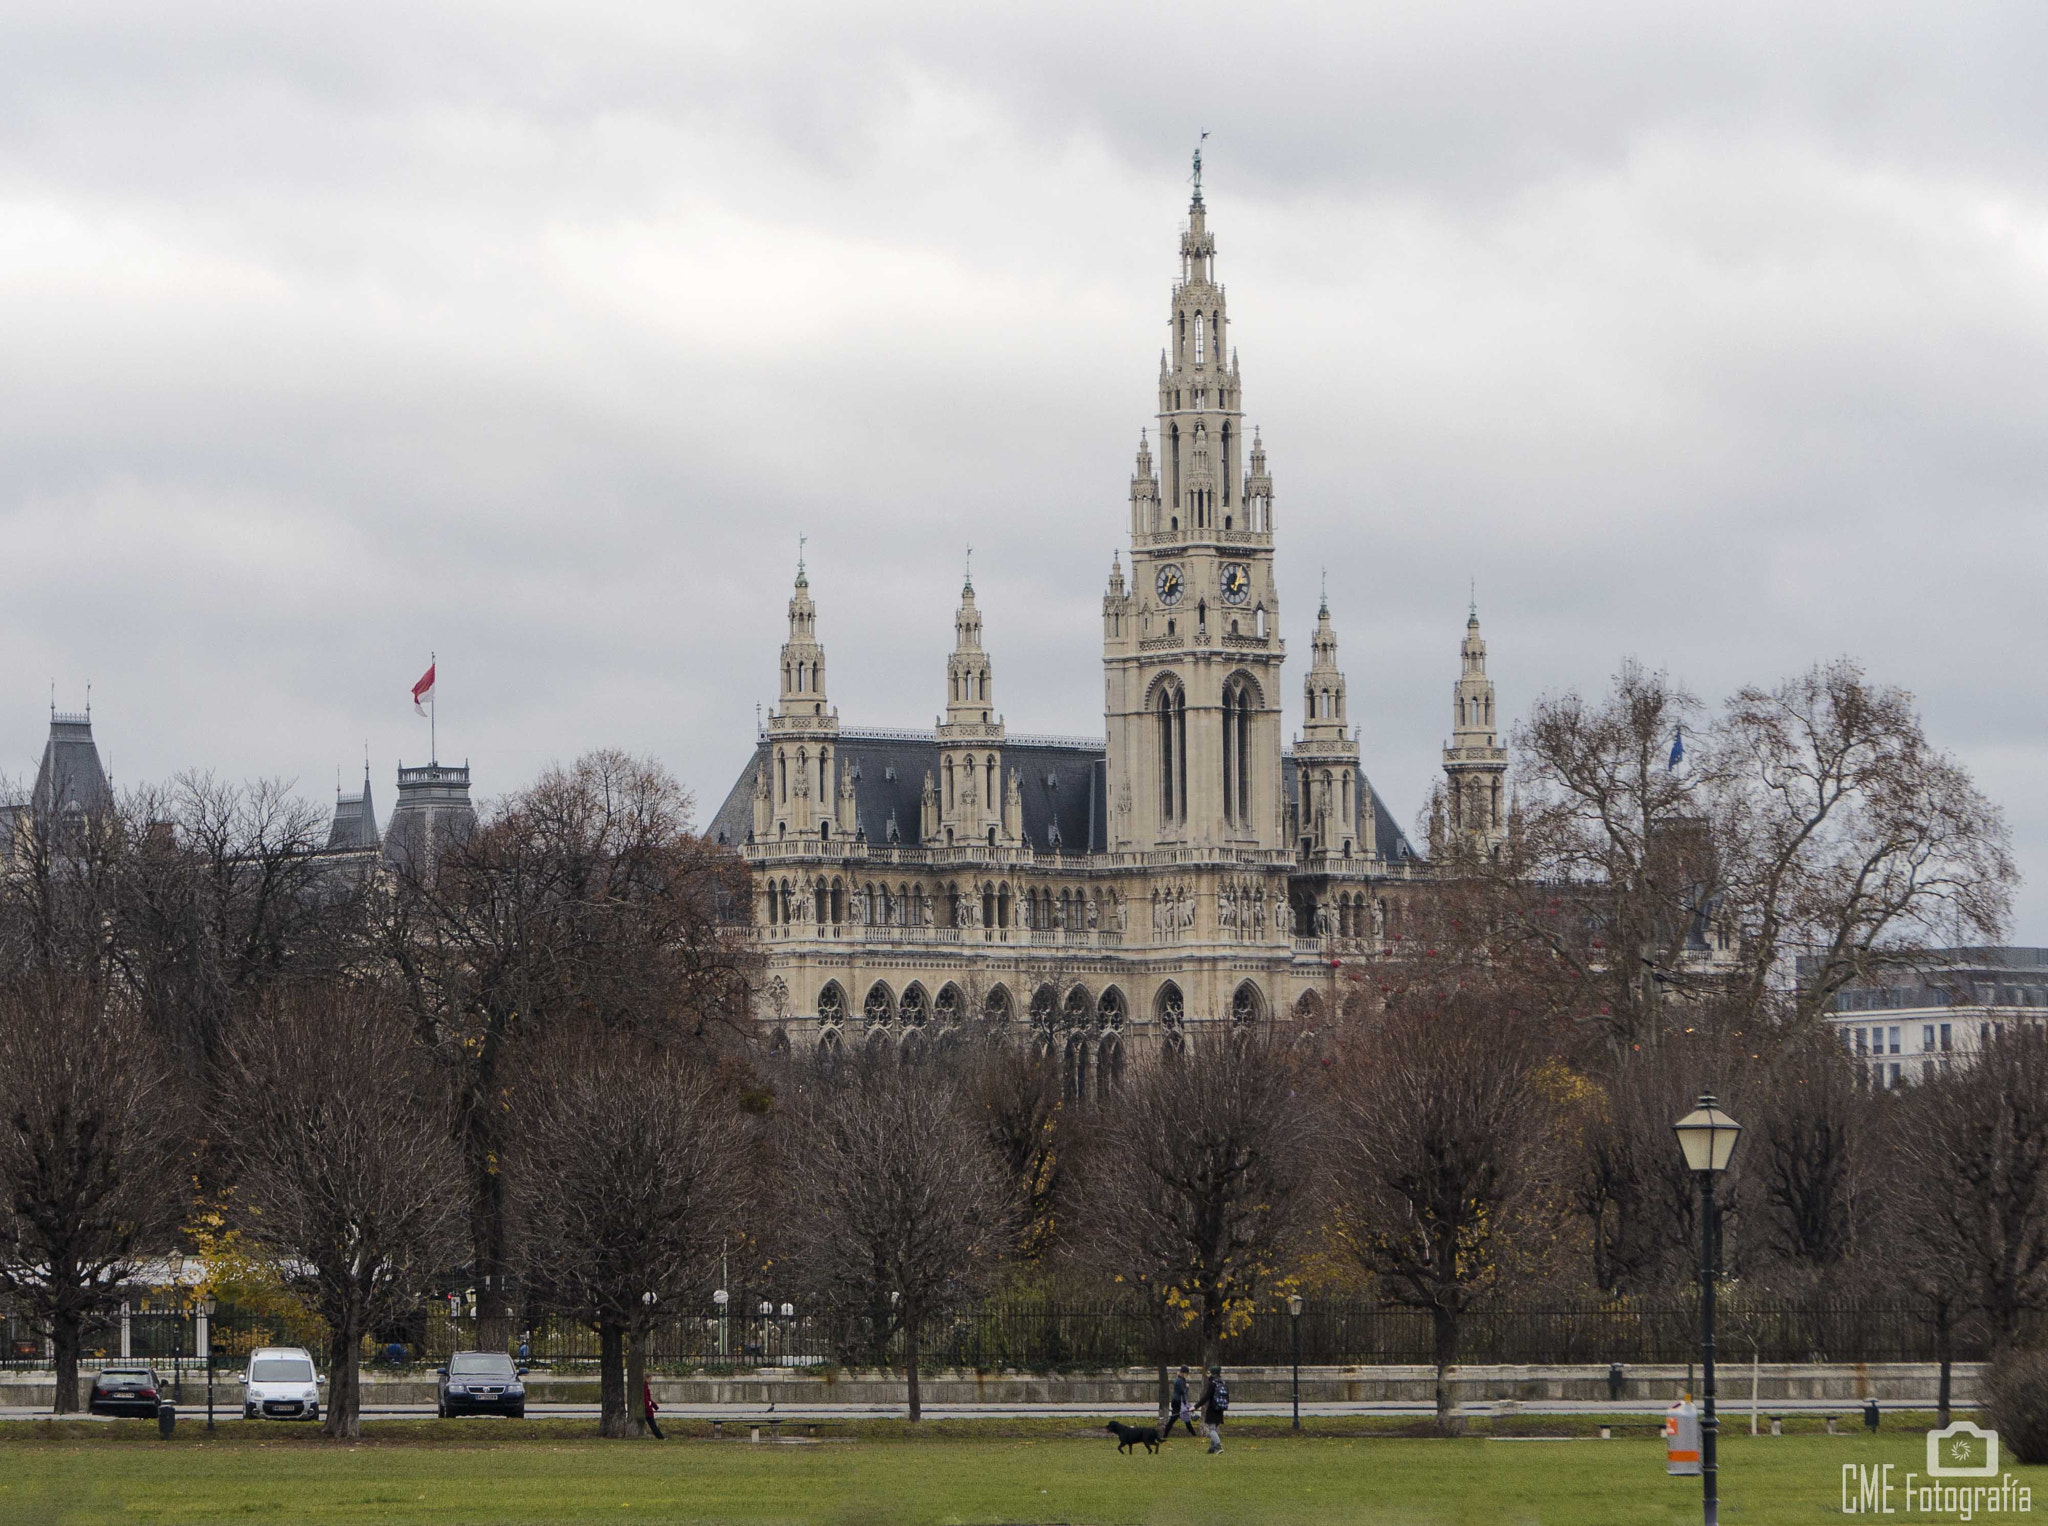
(2, 1300), (2016, 1376)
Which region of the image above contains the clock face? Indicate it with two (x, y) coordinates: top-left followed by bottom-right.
(1220, 562), (1252, 605)
(1155, 564), (1185, 606)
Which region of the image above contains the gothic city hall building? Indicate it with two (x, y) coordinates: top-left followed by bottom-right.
(709, 178), (1509, 1085)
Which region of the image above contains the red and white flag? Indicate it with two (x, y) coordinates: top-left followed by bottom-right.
(411, 661), (436, 717)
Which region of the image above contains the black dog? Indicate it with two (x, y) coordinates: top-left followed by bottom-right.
(1106, 1420), (1164, 1454)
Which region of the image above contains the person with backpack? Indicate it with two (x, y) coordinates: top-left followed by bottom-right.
(1197, 1366), (1229, 1454)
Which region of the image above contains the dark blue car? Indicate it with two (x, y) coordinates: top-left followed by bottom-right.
(436, 1351), (527, 1418)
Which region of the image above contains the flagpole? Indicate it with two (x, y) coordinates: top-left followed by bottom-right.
(430, 650), (437, 766)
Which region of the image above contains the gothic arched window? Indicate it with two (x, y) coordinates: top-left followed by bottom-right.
(1157, 686), (1177, 824)
(1194, 312), (1205, 365)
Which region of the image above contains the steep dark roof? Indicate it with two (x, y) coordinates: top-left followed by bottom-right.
(708, 731), (1419, 862)
(326, 770), (380, 852)
(708, 731), (1103, 852)
(1279, 751), (1421, 863)
(30, 713), (113, 820)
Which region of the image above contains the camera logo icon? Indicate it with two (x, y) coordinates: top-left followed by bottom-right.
(1926, 1421), (1999, 1477)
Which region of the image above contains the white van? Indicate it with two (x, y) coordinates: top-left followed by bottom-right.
(240, 1346), (322, 1422)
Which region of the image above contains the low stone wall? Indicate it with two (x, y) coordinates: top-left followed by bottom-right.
(0, 1362), (1980, 1411)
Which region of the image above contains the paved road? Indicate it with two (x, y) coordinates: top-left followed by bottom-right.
(0, 1397), (1951, 1424)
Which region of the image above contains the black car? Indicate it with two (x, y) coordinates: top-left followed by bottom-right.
(88, 1365), (164, 1417)
(436, 1351), (527, 1418)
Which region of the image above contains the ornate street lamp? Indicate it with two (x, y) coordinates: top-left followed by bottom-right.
(1673, 1094), (1742, 1526)
(1287, 1294), (1304, 1431)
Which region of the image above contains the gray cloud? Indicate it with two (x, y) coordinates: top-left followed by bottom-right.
(2, 0), (2042, 930)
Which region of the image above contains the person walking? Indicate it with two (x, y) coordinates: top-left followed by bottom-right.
(642, 1378), (665, 1440)
(1169, 1366), (1198, 1437)
(1197, 1366), (1229, 1454)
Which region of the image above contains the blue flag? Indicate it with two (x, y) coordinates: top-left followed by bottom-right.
(1668, 725), (1685, 772)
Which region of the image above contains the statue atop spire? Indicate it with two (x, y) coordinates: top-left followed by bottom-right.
(1191, 130), (1209, 207)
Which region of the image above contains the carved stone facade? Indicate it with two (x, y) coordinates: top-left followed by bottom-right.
(708, 177), (1505, 1084)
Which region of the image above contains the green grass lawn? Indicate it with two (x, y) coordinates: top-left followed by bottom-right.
(0, 1415), (2033, 1525)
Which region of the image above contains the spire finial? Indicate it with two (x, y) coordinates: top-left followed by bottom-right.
(1320, 567), (1328, 617)
(1468, 577), (1479, 624)
(1191, 131), (1209, 206)
(796, 533), (807, 585)
(964, 544), (973, 592)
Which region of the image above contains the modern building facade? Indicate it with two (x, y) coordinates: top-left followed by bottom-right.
(709, 177), (1509, 1073)
(1829, 947), (2048, 1088)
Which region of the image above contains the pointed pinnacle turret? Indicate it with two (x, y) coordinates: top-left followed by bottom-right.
(1444, 600), (1508, 855)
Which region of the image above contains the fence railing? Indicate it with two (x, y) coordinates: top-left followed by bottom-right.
(2, 1300), (2017, 1376)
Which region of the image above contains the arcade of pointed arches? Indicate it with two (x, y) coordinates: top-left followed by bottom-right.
(765, 874), (1135, 935)
(808, 973), (1306, 1100)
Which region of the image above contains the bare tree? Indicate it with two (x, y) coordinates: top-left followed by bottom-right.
(1326, 992), (1557, 1430)
(1480, 659), (2013, 1059)
(112, 774), (366, 1084)
(1715, 660), (2014, 1025)
(1892, 1028), (2048, 1345)
(0, 980), (192, 1413)
(1073, 1028), (1312, 1400)
(781, 1057), (1011, 1420)
(515, 1027), (753, 1437)
(219, 985), (465, 1439)
(959, 1033), (1080, 1263)
(0, 778), (126, 989)
(1489, 660), (1711, 1056)
(1748, 1031), (1873, 1272)
(379, 750), (759, 1337)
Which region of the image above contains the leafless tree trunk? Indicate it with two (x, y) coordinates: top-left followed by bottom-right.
(514, 1025), (753, 1438)
(219, 985), (465, 1439)
(1749, 1032), (1872, 1271)
(0, 980), (191, 1413)
(380, 751), (759, 1344)
(1326, 990), (1557, 1432)
(780, 1058), (1011, 1421)
(959, 1033), (1081, 1262)
(1071, 1029), (1311, 1373)
(1892, 1029), (2048, 1345)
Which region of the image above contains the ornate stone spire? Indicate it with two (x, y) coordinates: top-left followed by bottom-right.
(759, 555), (841, 843)
(1443, 597), (1508, 857)
(1295, 594), (1368, 860)
(938, 571), (1010, 845)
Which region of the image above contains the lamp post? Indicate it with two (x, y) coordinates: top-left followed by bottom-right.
(713, 1289), (729, 1359)
(641, 1291), (658, 1431)
(199, 1297), (216, 1432)
(1288, 1295), (1304, 1430)
(1673, 1094), (1743, 1526)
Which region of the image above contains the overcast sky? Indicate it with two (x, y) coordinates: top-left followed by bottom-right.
(4, 2), (2045, 931)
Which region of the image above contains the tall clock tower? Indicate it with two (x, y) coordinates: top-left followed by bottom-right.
(1103, 163), (1286, 854)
